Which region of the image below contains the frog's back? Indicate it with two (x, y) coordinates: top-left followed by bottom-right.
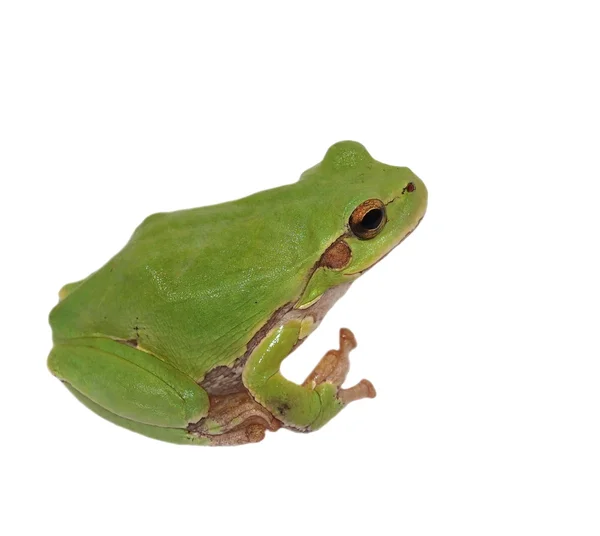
(50, 182), (334, 381)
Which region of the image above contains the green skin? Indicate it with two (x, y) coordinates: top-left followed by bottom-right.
(48, 141), (428, 445)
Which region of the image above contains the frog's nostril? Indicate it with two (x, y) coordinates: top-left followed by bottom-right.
(402, 182), (416, 194)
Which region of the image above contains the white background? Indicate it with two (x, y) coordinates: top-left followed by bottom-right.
(1, 1), (599, 535)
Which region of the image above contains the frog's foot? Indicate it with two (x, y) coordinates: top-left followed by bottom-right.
(187, 392), (281, 446)
(302, 328), (376, 403)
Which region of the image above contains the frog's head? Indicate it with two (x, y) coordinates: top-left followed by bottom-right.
(296, 141), (427, 308)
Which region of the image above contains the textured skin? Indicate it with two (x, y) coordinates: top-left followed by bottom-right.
(49, 337), (208, 426)
(48, 141), (428, 444)
(50, 141), (426, 380)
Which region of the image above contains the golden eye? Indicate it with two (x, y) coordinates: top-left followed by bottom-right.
(349, 199), (386, 239)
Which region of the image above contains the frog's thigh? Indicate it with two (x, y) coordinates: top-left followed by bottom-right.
(65, 383), (211, 445)
(242, 321), (375, 431)
(48, 338), (209, 428)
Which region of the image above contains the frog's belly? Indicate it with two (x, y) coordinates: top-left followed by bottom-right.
(200, 282), (351, 395)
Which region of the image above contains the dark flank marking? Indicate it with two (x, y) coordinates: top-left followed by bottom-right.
(121, 338), (138, 347)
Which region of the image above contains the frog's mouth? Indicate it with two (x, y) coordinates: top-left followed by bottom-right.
(344, 213), (425, 277)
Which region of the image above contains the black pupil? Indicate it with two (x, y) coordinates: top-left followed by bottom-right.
(361, 209), (383, 230)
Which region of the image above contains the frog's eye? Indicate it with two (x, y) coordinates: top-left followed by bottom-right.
(349, 199), (386, 239)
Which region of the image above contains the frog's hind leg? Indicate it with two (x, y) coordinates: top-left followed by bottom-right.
(65, 383), (212, 445)
(48, 337), (210, 443)
(187, 392), (281, 446)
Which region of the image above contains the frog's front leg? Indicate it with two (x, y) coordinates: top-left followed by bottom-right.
(243, 321), (376, 432)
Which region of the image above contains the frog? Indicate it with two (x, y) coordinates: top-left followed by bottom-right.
(47, 141), (428, 446)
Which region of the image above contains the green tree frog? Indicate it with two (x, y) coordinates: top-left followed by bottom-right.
(48, 141), (427, 446)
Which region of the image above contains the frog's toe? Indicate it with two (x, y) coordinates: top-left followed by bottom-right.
(339, 327), (357, 353)
(338, 379), (377, 404)
(303, 329), (376, 409)
(302, 327), (364, 389)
